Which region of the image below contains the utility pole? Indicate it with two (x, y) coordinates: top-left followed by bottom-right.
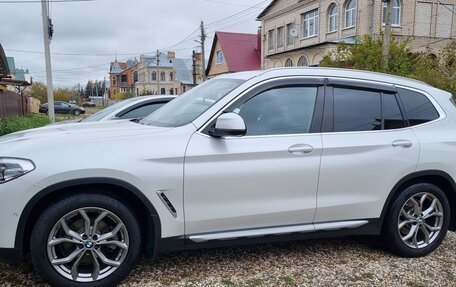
(382, 0), (393, 70)
(95, 79), (99, 98)
(41, 0), (55, 123)
(192, 50), (197, 85)
(200, 20), (207, 81)
(156, 49), (160, 95)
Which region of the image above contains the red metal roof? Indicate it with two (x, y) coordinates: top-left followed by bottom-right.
(208, 31), (261, 74)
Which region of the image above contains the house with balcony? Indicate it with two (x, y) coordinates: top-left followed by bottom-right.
(257, 0), (456, 68)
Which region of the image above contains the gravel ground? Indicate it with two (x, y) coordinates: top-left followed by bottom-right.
(1, 232), (456, 287)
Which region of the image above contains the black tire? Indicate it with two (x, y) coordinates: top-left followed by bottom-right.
(385, 183), (450, 257)
(73, 109), (81, 116)
(30, 192), (141, 287)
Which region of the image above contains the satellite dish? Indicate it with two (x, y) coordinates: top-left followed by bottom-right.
(290, 28), (297, 38)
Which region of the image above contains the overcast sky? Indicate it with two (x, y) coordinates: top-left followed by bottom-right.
(1, 0), (268, 88)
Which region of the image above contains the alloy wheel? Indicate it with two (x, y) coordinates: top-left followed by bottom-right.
(46, 207), (129, 282)
(397, 192), (444, 249)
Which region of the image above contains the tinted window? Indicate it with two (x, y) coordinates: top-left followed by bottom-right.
(398, 88), (439, 126)
(119, 102), (167, 119)
(383, 93), (406, 129)
(233, 86), (317, 136)
(334, 88), (381, 132)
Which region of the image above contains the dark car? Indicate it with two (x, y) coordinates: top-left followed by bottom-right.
(39, 101), (86, 116)
(82, 101), (96, 107)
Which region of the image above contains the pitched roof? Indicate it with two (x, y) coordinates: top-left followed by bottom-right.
(207, 31), (261, 75)
(257, 0), (279, 19)
(0, 44), (9, 77)
(173, 58), (193, 85)
(110, 61), (127, 74)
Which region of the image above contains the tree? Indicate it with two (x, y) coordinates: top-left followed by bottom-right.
(321, 35), (456, 96)
(54, 88), (72, 102)
(30, 82), (47, 103)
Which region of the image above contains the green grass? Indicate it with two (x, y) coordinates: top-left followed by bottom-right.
(0, 113), (50, 136)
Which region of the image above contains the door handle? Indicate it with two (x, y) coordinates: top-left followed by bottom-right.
(392, 140), (413, 148)
(288, 144), (314, 155)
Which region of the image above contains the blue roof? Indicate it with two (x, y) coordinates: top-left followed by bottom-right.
(15, 68), (25, 81)
(110, 61), (123, 74)
(173, 58), (193, 85)
(145, 53), (174, 68)
(329, 36), (359, 44)
(6, 57), (15, 74)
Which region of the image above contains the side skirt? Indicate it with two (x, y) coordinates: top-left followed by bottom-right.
(156, 219), (380, 254)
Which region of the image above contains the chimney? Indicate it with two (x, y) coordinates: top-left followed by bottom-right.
(167, 51), (176, 59)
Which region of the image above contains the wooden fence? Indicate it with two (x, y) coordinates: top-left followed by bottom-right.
(0, 90), (29, 118)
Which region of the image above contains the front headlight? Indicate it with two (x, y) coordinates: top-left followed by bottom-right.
(0, 157), (35, 184)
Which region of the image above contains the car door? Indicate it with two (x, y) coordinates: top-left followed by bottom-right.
(315, 79), (420, 224)
(53, 102), (63, 114)
(184, 78), (325, 238)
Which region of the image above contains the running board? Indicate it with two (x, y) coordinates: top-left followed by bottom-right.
(188, 220), (369, 243)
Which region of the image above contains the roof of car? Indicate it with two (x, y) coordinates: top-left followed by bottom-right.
(220, 68), (438, 92)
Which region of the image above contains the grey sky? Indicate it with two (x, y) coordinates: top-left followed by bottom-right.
(1, 0), (268, 87)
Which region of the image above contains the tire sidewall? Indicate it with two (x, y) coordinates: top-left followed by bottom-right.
(386, 183), (450, 257)
(30, 193), (141, 287)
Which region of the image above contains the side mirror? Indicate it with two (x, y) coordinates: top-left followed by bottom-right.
(209, 112), (246, 138)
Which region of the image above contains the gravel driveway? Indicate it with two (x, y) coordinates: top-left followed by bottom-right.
(1, 232), (456, 287)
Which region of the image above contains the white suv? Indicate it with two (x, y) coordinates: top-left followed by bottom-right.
(0, 68), (455, 287)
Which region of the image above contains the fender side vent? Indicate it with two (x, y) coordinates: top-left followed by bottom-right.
(157, 191), (177, 218)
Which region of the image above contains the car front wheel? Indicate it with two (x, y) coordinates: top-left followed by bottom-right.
(30, 192), (141, 287)
(385, 183), (450, 257)
(73, 109), (81, 116)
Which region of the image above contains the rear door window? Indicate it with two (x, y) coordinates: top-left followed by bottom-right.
(333, 88), (382, 132)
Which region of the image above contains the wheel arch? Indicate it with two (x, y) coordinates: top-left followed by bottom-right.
(379, 170), (456, 232)
(16, 177), (161, 260)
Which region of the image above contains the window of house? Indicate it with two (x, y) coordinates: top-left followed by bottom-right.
(170, 89), (174, 95)
(268, 29), (275, 50)
(302, 9), (319, 38)
(152, 71), (157, 81)
(233, 86), (318, 136)
(287, 23), (295, 45)
(121, 75), (127, 82)
(334, 88), (381, 132)
(398, 88), (439, 126)
(297, 56), (309, 66)
(382, 0), (401, 26)
(170, 72), (174, 81)
(328, 3), (338, 32)
(277, 26), (284, 48)
(285, 58), (293, 67)
(160, 72), (165, 81)
(216, 50), (224, 64)
(133, 71), (138, 82)
(345, 0), (356, 28)
(160, 88), (166, 94)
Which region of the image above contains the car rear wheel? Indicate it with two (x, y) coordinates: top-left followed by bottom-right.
(385, 183), (450, 257)
(30, 193), (141, 287)
(73, 110), (81, 116)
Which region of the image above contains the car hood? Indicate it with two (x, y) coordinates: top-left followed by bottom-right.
(0, 120), (172, 156)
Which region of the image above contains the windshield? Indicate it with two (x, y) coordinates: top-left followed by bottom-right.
(82, 98), (140, 122)
(140, 78), (245, 127)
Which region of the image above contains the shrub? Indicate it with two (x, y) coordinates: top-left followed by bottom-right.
(0, 114), (50, 136)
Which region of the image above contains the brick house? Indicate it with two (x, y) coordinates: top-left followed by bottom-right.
(258, 0), (456, 69)
(109, 59), (138, 97)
